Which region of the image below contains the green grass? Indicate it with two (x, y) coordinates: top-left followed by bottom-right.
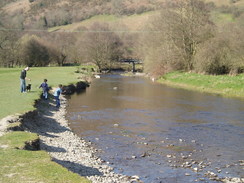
(0, 67), (86, 119)
(211, 11), (235, 26)
(0, 67), (92, 183)
(158, 72), (244, 99)
(0, 131), (38, 149)
(0, 132), (90, 183)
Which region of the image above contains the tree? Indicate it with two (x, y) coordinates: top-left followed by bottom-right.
(0, 30), (20, 67)
(194, 22), (244, 75)
(53, 32), (76, 66)
(141, 0), (215, 76)
(82, 22), (123, 71)
(20, 35), (50, 67)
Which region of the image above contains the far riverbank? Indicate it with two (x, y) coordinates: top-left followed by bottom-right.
(157, 72), (244, 99)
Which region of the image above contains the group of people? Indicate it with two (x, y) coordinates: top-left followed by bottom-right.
(20, 67), (63, 108)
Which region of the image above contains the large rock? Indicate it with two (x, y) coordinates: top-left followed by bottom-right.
(62, 81), (90, 95)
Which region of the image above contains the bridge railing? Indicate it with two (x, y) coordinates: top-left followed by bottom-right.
(119, 59), (143, 64)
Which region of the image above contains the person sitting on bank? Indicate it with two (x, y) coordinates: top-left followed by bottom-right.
(20, 67), (31, 93)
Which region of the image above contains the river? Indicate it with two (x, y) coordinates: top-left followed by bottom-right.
(66, 74), (244, 183)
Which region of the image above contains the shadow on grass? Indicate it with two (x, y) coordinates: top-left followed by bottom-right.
(53, 158), (103, 177)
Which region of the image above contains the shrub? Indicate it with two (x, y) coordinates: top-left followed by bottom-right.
(194, 23), (244, 75)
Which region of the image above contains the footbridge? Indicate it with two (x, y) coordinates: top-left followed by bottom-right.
(119, 58), (143, 72)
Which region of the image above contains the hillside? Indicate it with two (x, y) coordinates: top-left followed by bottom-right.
(48, 12), (158, 33)
(0, 0), (164, 30)
(0, 0), (243, 30)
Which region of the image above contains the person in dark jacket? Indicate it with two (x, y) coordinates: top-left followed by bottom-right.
(20, 67), (31, 93)
(39, 79), (49, 99)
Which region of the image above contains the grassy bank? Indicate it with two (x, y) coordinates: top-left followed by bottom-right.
(158, 72), (244, 99)
(0, 66), (91, 119)
(0, 132), (90, 183)
(0, 66), (92, 183)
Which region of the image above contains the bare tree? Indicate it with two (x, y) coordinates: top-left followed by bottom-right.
(194, 22), (244, 75)
(0, 30), (20, 67)
(46, 32), (76, 66)
(82, 22), (123, 72)
(163, 0), (214, 70)
(141, 0), (215, 76)
(19, 35), (50, 66)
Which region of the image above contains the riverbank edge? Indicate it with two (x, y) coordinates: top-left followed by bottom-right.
(121, 70), (244, 98)
(0, 81), (135, 183)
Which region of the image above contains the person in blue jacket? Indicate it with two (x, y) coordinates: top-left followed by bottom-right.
(39, 79), (49, 99)
(54, 84), (62, 107)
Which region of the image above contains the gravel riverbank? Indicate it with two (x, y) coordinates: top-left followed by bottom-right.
(19, 95), (136, 183)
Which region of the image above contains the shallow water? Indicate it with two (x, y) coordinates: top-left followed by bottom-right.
(66, 74), (244, 183)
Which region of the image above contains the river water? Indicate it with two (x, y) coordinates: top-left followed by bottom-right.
(66, 74), (244, 183)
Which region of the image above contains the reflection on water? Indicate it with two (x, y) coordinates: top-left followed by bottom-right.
(66, 74), (244, 183)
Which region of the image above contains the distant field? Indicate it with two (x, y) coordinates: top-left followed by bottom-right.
(0, 67), (82, 119)
(48, 11), (158, 32)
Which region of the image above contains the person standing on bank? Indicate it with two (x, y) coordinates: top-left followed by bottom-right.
(54, 84), (62, 108)
(20, 67), (31, 93)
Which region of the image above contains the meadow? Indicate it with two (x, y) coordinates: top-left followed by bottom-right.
(0, 66), (84, 119)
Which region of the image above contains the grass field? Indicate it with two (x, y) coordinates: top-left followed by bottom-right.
(159, 72), (244, 99)
(0, 132), (90, 183)
(0, 67), (85, 119)
(0, 67), (91, 183)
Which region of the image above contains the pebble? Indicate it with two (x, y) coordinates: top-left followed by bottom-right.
(140, 152), (148, 157)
